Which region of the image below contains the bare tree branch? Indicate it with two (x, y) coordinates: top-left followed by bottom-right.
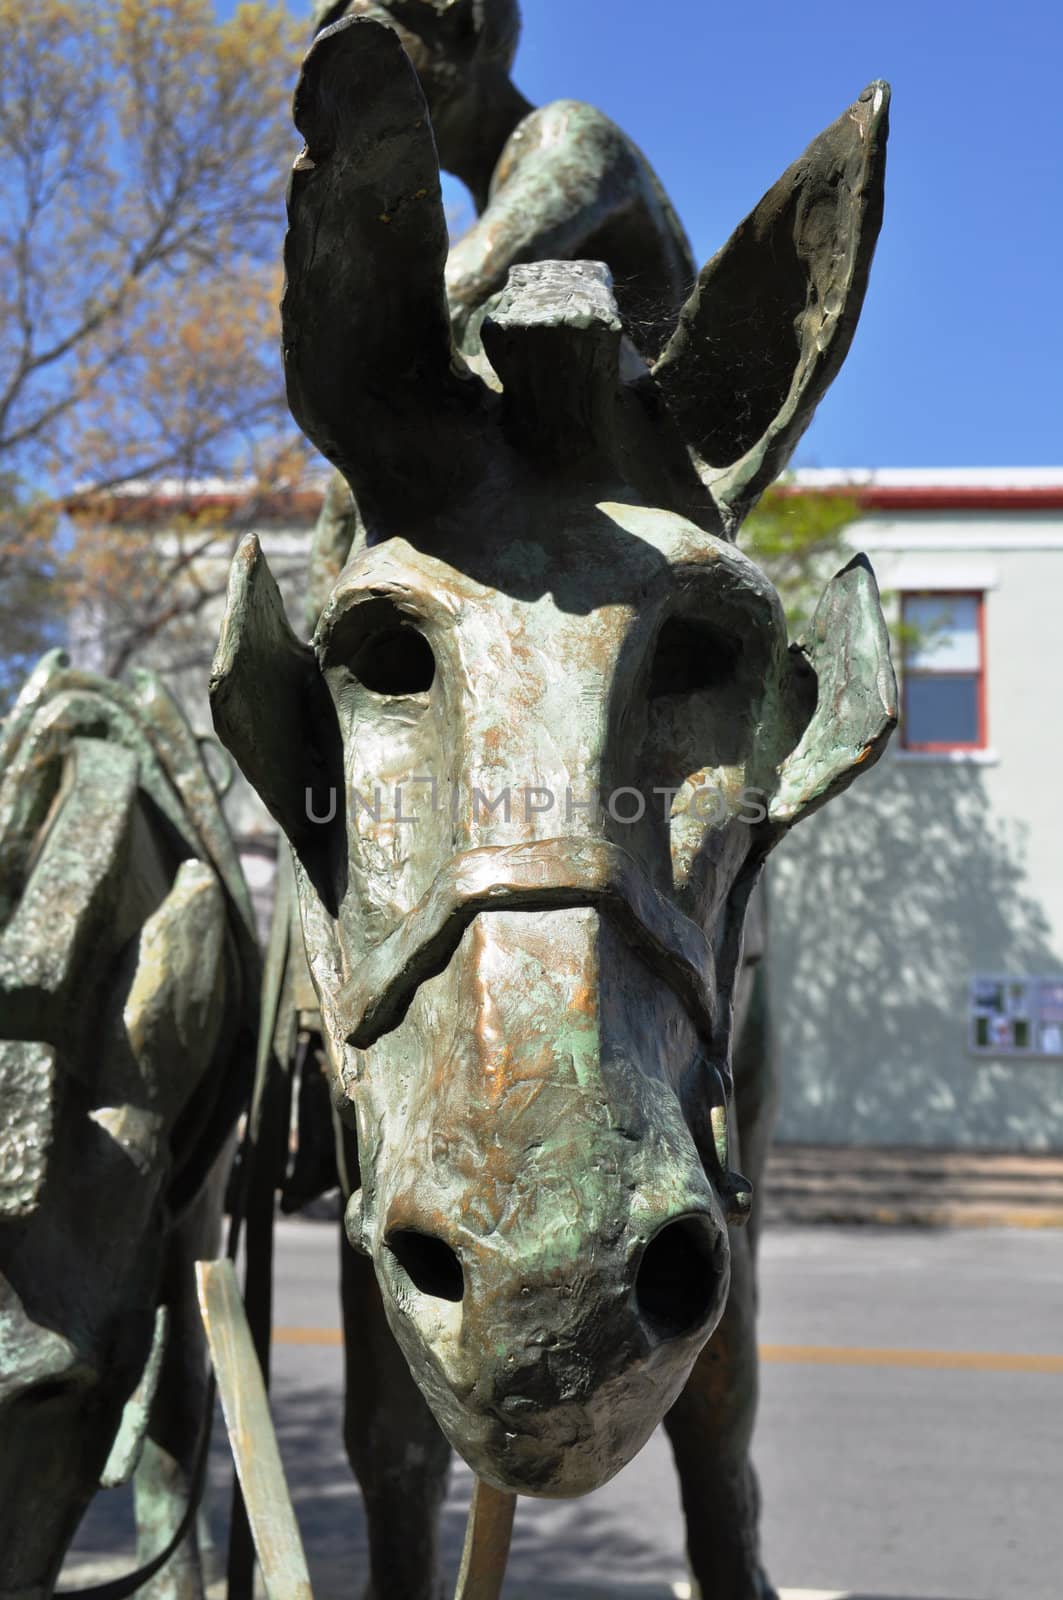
(0, 0), (310, 705)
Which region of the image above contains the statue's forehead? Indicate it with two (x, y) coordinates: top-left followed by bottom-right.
(315, 502), (778, 650)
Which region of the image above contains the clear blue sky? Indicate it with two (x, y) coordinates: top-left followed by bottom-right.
(229, 0), (1061, 468)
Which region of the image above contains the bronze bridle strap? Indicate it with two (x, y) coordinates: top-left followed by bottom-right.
(337, 836), (719, 1049)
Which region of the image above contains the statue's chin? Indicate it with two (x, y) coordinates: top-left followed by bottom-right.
(461, 1427), (643, 1497)
(455, 1402), (659, 1498)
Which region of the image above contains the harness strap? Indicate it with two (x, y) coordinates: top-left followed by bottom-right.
(55, 1147), (250, 1600)
(337, 836), (720, 1050)
(52, 1209), (240, 1600)
(53, 1419), (212, 1600)
(225, 853), (301, 1600)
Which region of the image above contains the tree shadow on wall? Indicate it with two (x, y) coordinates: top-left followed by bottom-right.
(768, 756), (1063, 1149)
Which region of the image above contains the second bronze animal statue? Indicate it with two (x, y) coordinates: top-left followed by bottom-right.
(214, 14), (894, 1599)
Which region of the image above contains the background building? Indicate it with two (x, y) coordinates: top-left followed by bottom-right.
(771, 469), (1063, 1151)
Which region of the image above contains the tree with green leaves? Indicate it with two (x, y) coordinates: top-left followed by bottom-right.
(744, 480), (920, 667)
(742, 480), (864, 633)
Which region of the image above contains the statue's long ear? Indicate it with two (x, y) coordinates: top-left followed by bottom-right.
(283, 15), (490, 533)
(770, 554), (897, 827)
(652, 83), (888, 534)
(210, 536), (342, 895)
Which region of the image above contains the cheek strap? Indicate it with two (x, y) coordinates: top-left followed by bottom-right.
(334, 836), (720, 1048)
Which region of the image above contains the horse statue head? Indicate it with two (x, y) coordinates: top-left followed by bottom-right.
(212, 17), (893, 1496)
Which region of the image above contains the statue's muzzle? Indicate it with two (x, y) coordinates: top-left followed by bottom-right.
(335, 842), (736, 1494)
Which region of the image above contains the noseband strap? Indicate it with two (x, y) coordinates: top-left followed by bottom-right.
(337, 837), (718, 1049)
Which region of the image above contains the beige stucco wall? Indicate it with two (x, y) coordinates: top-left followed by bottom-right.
(770, 510), (1063, 1150)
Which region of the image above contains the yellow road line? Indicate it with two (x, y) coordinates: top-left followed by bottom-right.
(853, 1207), (1063, 1230)
(271, 1328), (1063, 1372)
(275, 1326), (342, 1345)
(759, 1343), (1063, 1373)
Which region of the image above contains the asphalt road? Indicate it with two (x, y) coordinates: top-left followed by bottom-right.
(66, 1222), (1063, 1600)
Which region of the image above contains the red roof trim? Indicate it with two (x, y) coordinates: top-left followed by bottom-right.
(857, 486), (1063, 511)
(69, 483), (1063, 523)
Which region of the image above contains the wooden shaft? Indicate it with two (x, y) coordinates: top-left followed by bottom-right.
(454, 1478), (517, 1600)
(196, 1258), (313, 1600)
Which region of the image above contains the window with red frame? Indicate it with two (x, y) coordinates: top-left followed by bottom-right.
(901, 592), (986, 751)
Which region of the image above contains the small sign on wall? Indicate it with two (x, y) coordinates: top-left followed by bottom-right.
(970, 976), (1063, 1058)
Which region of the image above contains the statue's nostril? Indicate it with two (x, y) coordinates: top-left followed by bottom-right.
(386, 1228), (465, 1302)
(634, 1215), (722, 1340)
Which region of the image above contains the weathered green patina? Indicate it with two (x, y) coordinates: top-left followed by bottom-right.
(0, 652), (258, 1600)
(210, 12), (894, 1600)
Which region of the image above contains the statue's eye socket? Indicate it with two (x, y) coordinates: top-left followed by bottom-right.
(649, 617), (742, 698)
(352, 625), (436, 696)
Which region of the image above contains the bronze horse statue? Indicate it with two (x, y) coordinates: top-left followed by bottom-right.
(211, 15), (894, 1599)
(0, 653), (258, 1599)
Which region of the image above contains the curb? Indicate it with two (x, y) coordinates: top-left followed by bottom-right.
(762, 1144), (1063, 1229)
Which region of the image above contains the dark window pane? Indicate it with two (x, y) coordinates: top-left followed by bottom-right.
(904, 675), (980, 746)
